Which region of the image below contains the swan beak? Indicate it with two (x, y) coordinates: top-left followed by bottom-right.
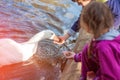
(51, 34), (60, 42)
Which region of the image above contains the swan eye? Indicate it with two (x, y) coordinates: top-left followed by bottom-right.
(50, 33), (54, 35)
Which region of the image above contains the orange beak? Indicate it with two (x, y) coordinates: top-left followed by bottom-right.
(52, 35), (60, 42)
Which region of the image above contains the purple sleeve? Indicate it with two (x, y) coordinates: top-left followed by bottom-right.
(74, 44), (88, 62)
(106, 0), (120, 28)
(74, 45), (89, 80)
(97, 46), (120, 80)
(80, 46), (89, 80)
(74, 52), (82, 62)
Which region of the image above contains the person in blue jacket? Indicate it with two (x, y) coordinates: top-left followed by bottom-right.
(54, 0), (120, 44)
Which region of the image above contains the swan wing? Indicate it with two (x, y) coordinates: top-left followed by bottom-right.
(0, 39), (23, 66)
(0, 38), (36, 66)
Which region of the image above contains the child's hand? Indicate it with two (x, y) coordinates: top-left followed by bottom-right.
(63, 51), (75, 59)
(54, 36), (65, 44)
(54, 33), (70, 45)
(87, 71), (96, 80)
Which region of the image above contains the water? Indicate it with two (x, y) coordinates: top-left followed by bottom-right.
(0, 0), (81, 42)
(0, 0), (82, 80)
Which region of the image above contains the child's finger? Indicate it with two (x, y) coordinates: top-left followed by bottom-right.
(63, 51), (72, 58)
(53, 38), (65, 44)
(66, 52), (71, 56)
(63, 51), (70, 56)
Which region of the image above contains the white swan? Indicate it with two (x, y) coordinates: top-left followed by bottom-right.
(0, 30), (57, 67)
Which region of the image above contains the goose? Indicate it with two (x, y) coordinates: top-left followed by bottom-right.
(0, 30), (58, 67)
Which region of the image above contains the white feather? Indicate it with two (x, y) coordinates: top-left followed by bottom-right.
(0, 30), (55, 67)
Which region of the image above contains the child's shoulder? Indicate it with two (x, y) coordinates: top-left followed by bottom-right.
(95, 35), (120, 50)
(94, 40), (110, 50)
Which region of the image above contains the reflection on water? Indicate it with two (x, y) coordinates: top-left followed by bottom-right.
(0, 0), (81, 80)
(0, 0), (81, 42)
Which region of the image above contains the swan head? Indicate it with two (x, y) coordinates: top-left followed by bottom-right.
(28, 30), (59, 43)
(40, 30), (56, 40)
(37, 30), (60, 42)
(27, 30), (59, 43)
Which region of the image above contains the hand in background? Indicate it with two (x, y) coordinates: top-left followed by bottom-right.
(54, 33), (70, 45)
(53, 36), (66, 44)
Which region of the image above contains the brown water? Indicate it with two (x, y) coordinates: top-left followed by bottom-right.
(0, 0), (81, 80)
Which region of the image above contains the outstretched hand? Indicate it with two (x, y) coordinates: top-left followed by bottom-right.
(53, 36), (65, 45)
(63, 51), (75, 59)
(53, 33), (70, 45)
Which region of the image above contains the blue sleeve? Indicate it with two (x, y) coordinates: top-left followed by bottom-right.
(67, 19), (80, 36)
(71, 20), (80, 32)
(106, 0), (120, 29)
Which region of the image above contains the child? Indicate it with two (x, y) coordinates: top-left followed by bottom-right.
(63, 1), (120, 80)
(55, 0), (120, 44)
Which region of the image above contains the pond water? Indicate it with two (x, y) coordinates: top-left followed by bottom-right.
(0, 0), (82, 80)
(0, 0), (81, 42)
